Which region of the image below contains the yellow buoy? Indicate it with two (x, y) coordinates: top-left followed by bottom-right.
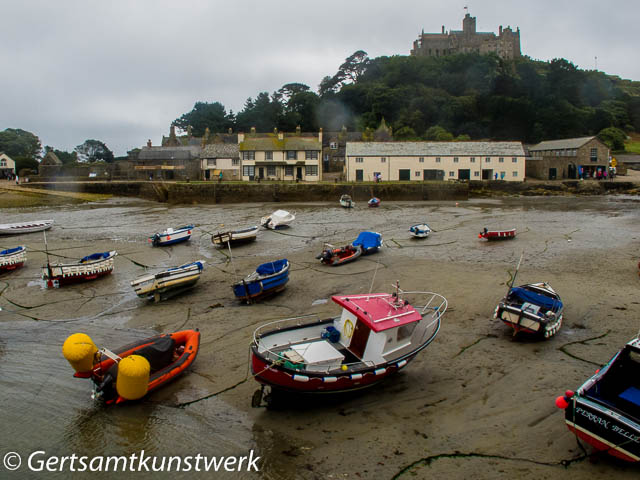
(62, 333), (97, 374)
(116, 355), (150, 400)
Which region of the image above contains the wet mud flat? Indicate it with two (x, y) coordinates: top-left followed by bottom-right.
(1, 195), (640, 479)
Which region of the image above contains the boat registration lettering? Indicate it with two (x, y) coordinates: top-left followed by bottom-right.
(575, 407), (609, 429)
(576, 407), (639, 443)
(611, 424), (640, 444)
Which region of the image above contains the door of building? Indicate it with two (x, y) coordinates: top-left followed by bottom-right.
(296, 167), (303, 180)
(258, 167), (265, 179)
(355, 169), (363, 181)
(458, 169), (470, 180)
(399, 169), (411, 181)
(482, 169), (493, 180)
(423, 169), (444, 180)
(549, 168), (557, 180)
(568, 164), (576, 179)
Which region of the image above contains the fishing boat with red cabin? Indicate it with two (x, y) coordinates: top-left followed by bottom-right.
(0, 246), (26, 273)
(62, 329), (200, 405)
(42, 251), (116, 288)
(555, 336), (640, 462)
(250, 282), (447, 405)
(478, 228), (516, 240)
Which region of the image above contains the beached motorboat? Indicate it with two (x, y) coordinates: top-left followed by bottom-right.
(316, 244), (362, 266)
(212, 226), (258, 247)
(261, 210), (295, 230)
(0, 219), (53, 235)
(0, 246), (26, 272)
(250, 282), (447, 403)
(340, 194), (355, 208)
(130, 260), (205, 302)
(368, 197), (380, 208)
(149, 225), (194, 247)
(233, 259), (290, 303)
(556, 336), (640, 462)
(42, 251), (117, 288)
(409, 223), (431, 238)
(494, 282), (563, 338)
(62, 329), (200, 405)
(478, 228), (516, 240)
(352, 231), (383, 255)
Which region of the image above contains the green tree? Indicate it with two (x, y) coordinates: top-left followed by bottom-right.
(173, 102), (234, 137)
(598, 126), (626, 151)
(425, 125), (454, 141)
(75, 139), (114, 163)
(44, 146), (77, 165)
(0, 128), (41, 161)
(236, 92), (283, 132)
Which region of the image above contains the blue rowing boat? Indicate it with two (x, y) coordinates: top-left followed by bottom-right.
(233, 259), (290, 303)
(149, 225), (194, 247)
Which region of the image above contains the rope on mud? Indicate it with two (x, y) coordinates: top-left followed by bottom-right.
(558, 330), (611, 366)
(289, 259), (387, 276)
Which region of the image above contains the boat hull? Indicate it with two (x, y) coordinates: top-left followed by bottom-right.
(131, 261), (204, 301)
(0, 220), (53, 235)
(150, 226), (193, 247)
(212, 227), (258, 247)
(318, 245), (362, 266)
(0, 246), (26, 272)
(479, 229), (516, 240)
(42, 251), (116, 288)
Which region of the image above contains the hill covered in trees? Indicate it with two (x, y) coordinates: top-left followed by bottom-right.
(175, 52), (640, 148)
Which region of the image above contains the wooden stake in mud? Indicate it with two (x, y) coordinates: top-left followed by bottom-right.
(43, 230), (53, 288)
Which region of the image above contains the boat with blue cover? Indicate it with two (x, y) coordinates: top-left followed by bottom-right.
(0, 246), (26, 272)
(130, 260), (205, 302)
(149, 225), (194, 247)
(494, 282), (563, 338)
(368, 197), (380, 208)
(233, 259), (290, 303)
(352, 231), (383, 255)
(42, 251), (117, 288)
(556, 336), (640, 462)
(409, 223), (431, 238)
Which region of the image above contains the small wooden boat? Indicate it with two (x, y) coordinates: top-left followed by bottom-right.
(368, 197), (380, 208)
(250, 282), (447, 404)
(494, 282), (563, 338)
(316, 244), (362, 266)
(130, 260), (205, 302)
(409, 223), (431, 238)
(261, 210), (295, 229)
(233, 259), (289, 303)
(340, 194), (354, 208)
(352, 231), (383, 255)
(42, 251), (116, 288)
(556, 336), (640, 462)
(212, 226), (258, 247)
(478, 228), (516, 240)
(149, 225), (194, 247)
(0, 219), (53, 235)
(0, 246), (26, 272)
(63, 329), (200, 405)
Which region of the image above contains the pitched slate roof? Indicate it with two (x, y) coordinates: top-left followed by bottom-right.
(138, 146), (201, 161)
(202, 143), (239, 158)
(240, 135), (321, 151)
(346, 141), (525, 157)
(528, 137), (596, 151)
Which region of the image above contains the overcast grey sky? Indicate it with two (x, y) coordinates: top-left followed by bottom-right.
(1, 0), (638, 156)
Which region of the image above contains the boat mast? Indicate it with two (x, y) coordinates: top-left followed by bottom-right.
(508, 251), (524, 295)
(43, 230), (53, 288)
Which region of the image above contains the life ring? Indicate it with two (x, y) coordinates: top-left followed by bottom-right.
(343, 319), (354, 339)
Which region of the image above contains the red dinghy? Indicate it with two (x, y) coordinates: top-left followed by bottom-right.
(250, 283), (447, 405)
(316, 244), (362, 266)
(478, 228), (516, 240)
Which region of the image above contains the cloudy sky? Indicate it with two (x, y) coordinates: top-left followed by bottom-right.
(2, 0), (638, 156)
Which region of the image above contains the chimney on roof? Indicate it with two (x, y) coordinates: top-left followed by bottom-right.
(278, 131), (284, 140)
(147, 139), (152, 147)
(318, 127), (323, 144)
(250, 126), (256, 135)
(238, 132), (245, 143)
(273, 127), (278, 135)
(499, 25), (503, 35)
(295, 125), (301, 136)
(228, 128), (233, 134)
(442, 25), (445, 34)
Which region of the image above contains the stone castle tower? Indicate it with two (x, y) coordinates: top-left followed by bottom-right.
(411, 13), (521, 60)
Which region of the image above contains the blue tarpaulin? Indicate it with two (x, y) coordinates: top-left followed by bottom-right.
(352, 231), (382, 250)
(80, 252), (110, 263)
(0, 246), (23, 255)
(510, 286), (563, 311)
(256, 259), (288, 276)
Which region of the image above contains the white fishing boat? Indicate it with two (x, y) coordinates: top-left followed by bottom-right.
(260, 210), (295, 229)
(339, 194), (355, 208)
(131, 260), (205, 302)
(0, 246), (26, 272)
(0, 219), (53, 235)
(409, 223), (431, 238)
(149, 225), (194, 247)
(42, 251), (117, 288)
(212, 226), (259, 247)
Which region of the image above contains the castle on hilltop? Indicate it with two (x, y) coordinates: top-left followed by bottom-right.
(411, 13), (521, 60)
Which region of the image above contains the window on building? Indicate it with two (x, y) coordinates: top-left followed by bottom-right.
(305, 165), (318, 176)
(474, 171), (480, 177)
(436, 157), (441, 163)
(512, 157), (517, 163)
(355, 157), (364, 163)
(419, 157), (424, 163)
(330, 142), (338, 150)
(207, 159), (216, 167)
(265, 151), (273, 160)
(267, 166), (276, 176)
(242, 151), (255, 160)
(286, 150), (297, 160)
(470, 157), (475, 163)
(453, 157), (459, 163)
(590, 148), (597, 162)
(232, 158), (239, 166)
(306, 150), (318, 160)
(415, 171), (421, 177)
(485, 157), (491, 163)
(324, 154), (329, 161)
(285, 166), (294, 176)
(449, 171), (454, 177)
(499, 157), (504, 163)
(513, 171), (518, 177)
(381, 157), (386, 163)
(242, 165), (255, 177)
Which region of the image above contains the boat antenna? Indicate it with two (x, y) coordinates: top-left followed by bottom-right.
(508, 251), (525, 294)
(227, 240), (237, 280)
(43, 230), (53, 288)
(368, 261), (380, 294)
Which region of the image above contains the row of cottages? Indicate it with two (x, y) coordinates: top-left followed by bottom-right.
(345, 141), (526, 182)
(238, 129), (322, 182)
(0, 152), (16, 178)
(524, 136), (610, 180)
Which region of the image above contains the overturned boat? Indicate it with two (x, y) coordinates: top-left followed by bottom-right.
(130, 260), (205, 302)
(261, 210), (295, 230)
(409, 223), (431, 238)
(212, 226), (258, 247)
(0, 219), (53, 235)
(0, 246), (26, 272)
(149, 225), (194, 247)
(62, 329), (200, 405)
(556, 336), (640, 462)
(316, 244), (362, 266)
(494, 283), (563, 339)
(251, 282), (446, 403)
(42, 251), (116, 288)
(233, 259), (290, 303)
(368, 197), (380, 208)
